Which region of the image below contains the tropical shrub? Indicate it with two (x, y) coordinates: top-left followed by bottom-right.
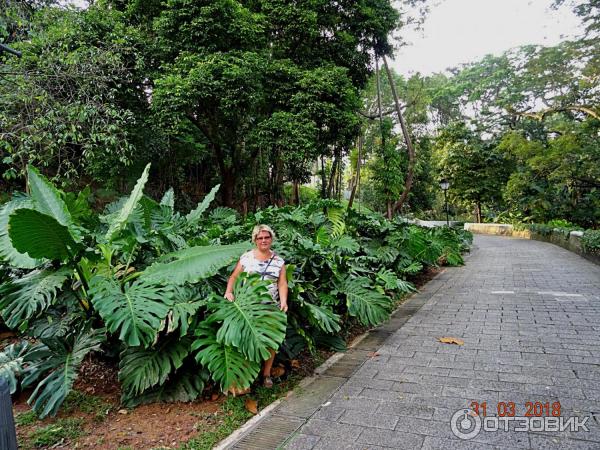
(0, 165), (470, 417)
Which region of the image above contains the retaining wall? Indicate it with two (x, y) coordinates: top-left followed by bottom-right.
(464, 223), (600, 266)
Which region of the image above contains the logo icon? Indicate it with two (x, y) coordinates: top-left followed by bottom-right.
(450, 408), (482, 440)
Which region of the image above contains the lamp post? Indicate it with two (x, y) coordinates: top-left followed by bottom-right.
(439, 179), (450, 227)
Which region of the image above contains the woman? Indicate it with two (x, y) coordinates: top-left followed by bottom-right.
(225, 224), (288, 388)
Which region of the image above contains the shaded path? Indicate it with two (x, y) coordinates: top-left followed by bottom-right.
(226, 235), (600, 449)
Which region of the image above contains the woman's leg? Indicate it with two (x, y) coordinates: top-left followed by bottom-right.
(263, 349), (276, 377)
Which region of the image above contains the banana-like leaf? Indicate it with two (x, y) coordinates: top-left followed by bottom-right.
(0, 198), (43, 268)
(124, 369), (207, 407)
(0, 268), (71, 329)
(24, 328), (106, 418)
(185, 184), (220, 225)
(141, 242), (250, 285)
(209, 275), (287, 362)
(27, 166), (73, 229)
(343, 277), (393, 327)
(303, 301), (341, 334)
(160, 188), (175, 209)
(192, 325), (260, 392)
(89, 276), (173, 347)
(104, 163), (150, 242)
(119, 337), (191, 402)
(9, 209), (78, 261)
(0, 341), (29, 394)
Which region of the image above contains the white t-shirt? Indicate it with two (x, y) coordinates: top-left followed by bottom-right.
(239, 250), (285, 301)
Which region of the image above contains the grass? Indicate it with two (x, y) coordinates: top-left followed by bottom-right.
(15, 410), (38, 426)
(27, 417), (85, 448)
(182, 375), (302, 450)
(63, 390), (112, 422)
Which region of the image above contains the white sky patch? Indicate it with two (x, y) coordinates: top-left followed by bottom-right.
(391, 0), (583, 76)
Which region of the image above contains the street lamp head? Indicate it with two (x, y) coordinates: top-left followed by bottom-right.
(439, 179), (450, 191)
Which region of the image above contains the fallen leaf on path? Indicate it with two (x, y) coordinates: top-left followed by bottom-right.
(245, 398), (258, 415)
(438, 337), (464, 346)
(291, 359), (301, 369)
(367, 352), (380, 358)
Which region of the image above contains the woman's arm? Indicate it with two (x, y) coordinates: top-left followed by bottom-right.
(225, 260), (244, 301)
(278, 264), (288, 312)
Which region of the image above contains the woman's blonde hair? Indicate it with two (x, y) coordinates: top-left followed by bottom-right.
(252, 224), (275, 243)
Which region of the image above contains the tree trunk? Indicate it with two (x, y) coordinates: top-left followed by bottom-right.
(320, 155), (327, 198)
(221, 168), (235, 207)
(327, 155), (338, 198)
(476, 201), (482, 223)
(382, 55), (416, 214)
(387, 200), (393, 220)
(348, 135), (362, 210)
(293, 180), (300, 205)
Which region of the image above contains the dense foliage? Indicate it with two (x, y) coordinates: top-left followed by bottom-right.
(0, 166), (471, 417)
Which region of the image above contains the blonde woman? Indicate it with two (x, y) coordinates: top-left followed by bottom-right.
(225, 224), (288, 387)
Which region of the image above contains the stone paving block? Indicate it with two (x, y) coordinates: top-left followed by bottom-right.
(375, 401), (435, 419)
(421, 436), (496, 450)
(285, 434), (321, 450)
(356, 428), (424, 449)
(300, 419), (363, 441)
(338, 410), (399, 430)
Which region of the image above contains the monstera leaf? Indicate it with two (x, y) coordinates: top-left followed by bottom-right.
(0, 197), (43, 268)
(330, 235), (360, 254)
(9, 209), (79, 261)
(343, 277), (394, 327)
(119, 337), (191, 402)
(185, 184), (220, 226)
(0, 341), (29, 394)
(124, 368), (207, 407)
(303, 301), (341, 334)
(23, 328), (106, 418)
(104, 163), (150, 242)
(0, 268), (71, 329)
(192, 325), (260, 392)
(89, 276), (173, 347)
(208, 275), (287, 362)
(166, 286), (207, 336)
(141, 242), (250, 285)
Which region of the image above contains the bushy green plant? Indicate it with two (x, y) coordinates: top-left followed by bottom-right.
(0, 165), (470, 417)
(582, 230), (600, 254)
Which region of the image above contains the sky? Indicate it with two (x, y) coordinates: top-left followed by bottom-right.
(390, 0), (583, 76)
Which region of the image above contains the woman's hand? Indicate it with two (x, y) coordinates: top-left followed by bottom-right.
(224, 292), (235, 302)
(279, 301), (288, 313)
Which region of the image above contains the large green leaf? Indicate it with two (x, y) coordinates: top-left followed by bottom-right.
(185, 184), (220, 226)
(104, 163), (150, 242)
(192, 325), (260, 392)
(209, 275), (287, 362)
(343, 277), (394, 327)
(23, 328), (106, 418)
(89, 276), (173, 347)
(330, 235), (360, 254)
(27, 166), (73, 229)
(0, 341), (29, 394)
(160, 188), (175, 209)
(303, 301), (341, 334)
(8, 209), (78, 261)
(167, 286), (207, 337)
(0, 198), (43, 268)
(0, 268), (71, 329)
(119, 337), (191, 402)
(141, 242), (250, 285)
(124, 369), (207, 407)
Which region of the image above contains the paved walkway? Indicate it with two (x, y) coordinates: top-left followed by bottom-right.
(226, 235), (600, 449)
